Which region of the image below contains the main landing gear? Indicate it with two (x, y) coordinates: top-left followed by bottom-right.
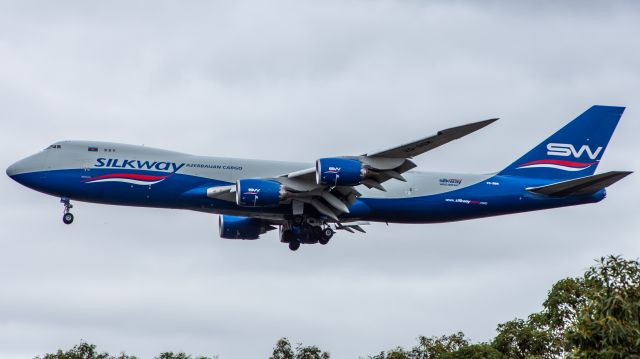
(288, 240), (300, 251)
(319, 227), (333, 245)
(61, 198), (74, 225)
(280, 218), (335, 251)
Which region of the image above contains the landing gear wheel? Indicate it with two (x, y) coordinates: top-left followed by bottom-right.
(292, 215), (304, 226)
(61, 198), (74, 225)
(320, 227), (334, 245)
(63, 212), (74, 225)
(312, 226), (322, 241)
(281, 230), (295, 243)
(288, 240), (300, 251)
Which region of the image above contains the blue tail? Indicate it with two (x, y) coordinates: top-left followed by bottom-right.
(499, 105), (625, 179)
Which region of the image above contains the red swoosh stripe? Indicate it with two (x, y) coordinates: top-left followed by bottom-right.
(83, 173), (171, 182)
(519, 159), (596, 168)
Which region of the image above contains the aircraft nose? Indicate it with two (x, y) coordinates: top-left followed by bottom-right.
(6, 153), (51, 190)
(6, 155), (39, 180)
(6, 160), (20, 178)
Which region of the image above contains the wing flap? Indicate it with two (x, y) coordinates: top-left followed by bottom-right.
(527, 171), (632, 197)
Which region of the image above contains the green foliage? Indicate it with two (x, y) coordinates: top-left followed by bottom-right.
(368, 347), (408, 359)
(410, 332), (470, 359)
(270, 338), (295, 359)
(537, 277), (588, 355)
(34, 341), (137, 359)
(269, 338), (329, 359)
(491, 317), (555, 358)
(371, 256), (640, 359)
(489, 255), (640, 359)
(567, 255), (640, 358)
(155, 353), (189, 359)
(294, 343), (330, 359)
(541, 277), (587, 330)
(154, 352), (216, 359)
(32, 341), (217, 359)
(369, 332), (469, 359)
(442, 344), (504, 359)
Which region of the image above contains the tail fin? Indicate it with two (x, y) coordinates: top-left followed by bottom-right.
(499, 105), (625, 179)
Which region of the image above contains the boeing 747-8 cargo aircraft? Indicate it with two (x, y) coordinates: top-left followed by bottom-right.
(7, 106), (631, 251)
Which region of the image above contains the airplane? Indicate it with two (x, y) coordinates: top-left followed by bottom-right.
(6, 105), (632, 251)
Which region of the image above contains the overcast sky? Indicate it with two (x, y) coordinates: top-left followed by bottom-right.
(1, 1), (639, 358)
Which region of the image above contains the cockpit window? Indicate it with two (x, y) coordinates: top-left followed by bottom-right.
(45, 144), (61, 150)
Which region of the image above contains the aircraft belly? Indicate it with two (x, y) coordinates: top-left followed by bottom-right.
(13, 167), (605, 225)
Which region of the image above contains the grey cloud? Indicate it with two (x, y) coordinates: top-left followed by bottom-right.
(1, 1), (639, 358)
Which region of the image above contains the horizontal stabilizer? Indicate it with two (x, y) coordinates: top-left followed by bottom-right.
(527, 171), (632, 197)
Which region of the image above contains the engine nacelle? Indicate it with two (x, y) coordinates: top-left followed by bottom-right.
(219, 215), (262, 239)
(316, 158), (366, 186)
(236, 179), (284, 207)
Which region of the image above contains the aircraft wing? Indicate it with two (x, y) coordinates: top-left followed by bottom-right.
(283, 117), (498, 186)
(207, 118), (498, 221)
(367, 118), (498, 158)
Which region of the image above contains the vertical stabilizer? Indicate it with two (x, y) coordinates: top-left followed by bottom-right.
(499, 105), (624, 179)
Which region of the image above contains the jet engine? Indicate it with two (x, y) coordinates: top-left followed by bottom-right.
(219, 215), (263, 239)
(236, 179), (285, 207)
(316, 158), (367, 186)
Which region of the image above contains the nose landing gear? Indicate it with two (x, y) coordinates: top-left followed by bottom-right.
(61, 198), (74, 225)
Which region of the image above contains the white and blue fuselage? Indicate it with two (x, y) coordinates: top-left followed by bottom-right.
(6, 106), (630, 250)
(4, 141), (603, 222)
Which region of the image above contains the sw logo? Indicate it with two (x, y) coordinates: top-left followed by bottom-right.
(547, 143), (602, 160)
(516, 143), (602, 172)
(325, 167), (341, 174)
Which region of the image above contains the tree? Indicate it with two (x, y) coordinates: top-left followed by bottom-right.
(34, 341), (137, 359)
(537, 277), (588, 355)
(567, 255), (640, 358)
(368, 347), (409, 359)
(409, 332), (470, 359)
(270, 338), (329, 359)
(295, 343), (330, 359)
(442, 344), (504, 359)
(33, 341), (217, 359)
(491, 318), (553, 359)
(154, 352), (216, 359)
(488, 255), (640, 359)
(270, 338), (295, 359)
(369, 333), (469, 359)
(155, 353), (191, 359)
